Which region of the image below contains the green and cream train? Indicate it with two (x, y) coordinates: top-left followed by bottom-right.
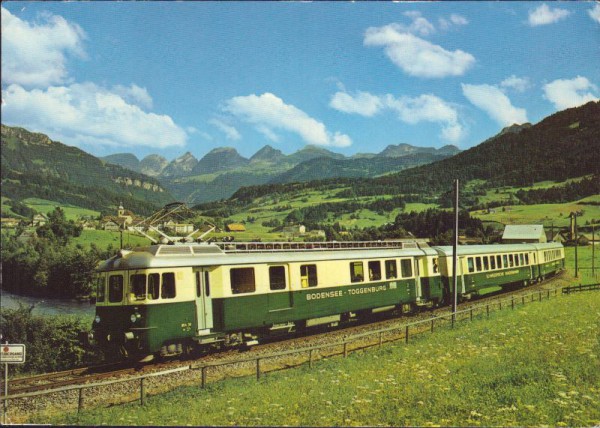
(89, 240), (564, 360)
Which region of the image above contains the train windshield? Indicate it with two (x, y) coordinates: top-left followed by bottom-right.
(129, 273), (160, 301)
(130, 274), (147, 300)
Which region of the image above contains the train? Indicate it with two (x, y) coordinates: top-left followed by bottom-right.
(88, 240), (564, 361)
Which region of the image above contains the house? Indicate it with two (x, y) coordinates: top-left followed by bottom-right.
(102, 220), (120, 231)
(226, 223), (246, 232)
(17, 229), (38, 243)
(283, 225), (306, 237)
(502, 225), (547, 244)
(31, 213), (48, 227)
(545, 230), (569, 243)
(0, 218), (20, 228)
(163, 220), (194, 235)
(117, 203), (135, 225)
(81, 220), (97, 230)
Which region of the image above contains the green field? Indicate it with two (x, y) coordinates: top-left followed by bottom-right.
(40, 288), (600, 426)
(471, 202), (600, 228)
(564, 245), (600, 285)
(23, 198), (100, 220)
(71, 229), (151, 250)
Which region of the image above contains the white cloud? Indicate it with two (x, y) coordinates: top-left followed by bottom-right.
(402, 11), (435, 36)
(224, 92), (352, 147)
(543, 76), (599, 110)
(1, 7), (86, 87)
(500, 75), (531, 93)
(462, 83), (528, 126)
(330, 90), (465, 143)
(364, 24), (475, 78)
(1, 82), (187, 149)
(209, 118), (241, 141)
(112, 84), (153, 110)
(588, 3), (600, 24)
(528, 3), (571, 26)
(450, 14), (469, 26)
(329, 91), (384, 117)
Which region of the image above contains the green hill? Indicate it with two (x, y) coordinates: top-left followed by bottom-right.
(1, 124), (174, 215)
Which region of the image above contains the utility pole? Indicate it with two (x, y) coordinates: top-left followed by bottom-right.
(452, 179), (459, 318)
(574, 213), (578, 278)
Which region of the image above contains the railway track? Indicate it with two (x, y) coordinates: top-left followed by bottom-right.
(5, 271), (568, 398)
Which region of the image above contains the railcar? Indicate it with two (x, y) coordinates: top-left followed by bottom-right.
(88, 240), (563, 361)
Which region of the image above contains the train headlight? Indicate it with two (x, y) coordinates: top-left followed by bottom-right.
(130, 312), (141, 323)
(94, 315), (101, 324)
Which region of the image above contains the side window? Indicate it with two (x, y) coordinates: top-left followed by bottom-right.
(231, 268), (255, 294)
(148, 273), (160, 300)
(400, 259), (413, 278)
(368, 261), (381, 281)
(196, 271), (211, 297)
(269, 266), (287, 290)
(385, 259), (397, 279)
(515, 254), (520, 267)
(161, 272), (176, 299)
(475, 257), (482, 272)
(130, 274), (146, 300)
(519, 254), (525, 266)
(300, 264), (318, 288)
(525, 253), (529, 265)
(496, 255), (502, 269)
(350, 262), (364, 283)
(432, 258), (439, 274)
(96, 275), (106, 303)
(503, 254), (508, 268)
(483, 256), (489, 271)
(490, 255), (496, 270)
(108, 275), (123, 303)
(467, 257), (474, 273)
(509, 254), (514, 267)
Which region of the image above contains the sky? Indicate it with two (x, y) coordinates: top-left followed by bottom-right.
(1, 2), (599, 161)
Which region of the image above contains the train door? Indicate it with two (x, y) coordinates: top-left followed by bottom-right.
(194, 269), (213, 335)
(268, 265), (293, 312)
(414, 258), (422, 300)
(459, 257), (466, 294)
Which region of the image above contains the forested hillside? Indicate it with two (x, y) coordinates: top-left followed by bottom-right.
(1, 125), (173, 216)
(232, 101), (600, 201)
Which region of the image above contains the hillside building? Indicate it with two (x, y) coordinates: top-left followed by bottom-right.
(226, 223), (246, 232)
(502, 225), (546, 243)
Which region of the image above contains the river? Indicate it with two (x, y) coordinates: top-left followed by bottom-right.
(0, 290), (95, 320)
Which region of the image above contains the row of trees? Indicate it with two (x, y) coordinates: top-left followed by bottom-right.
(2, 208), (111, 298)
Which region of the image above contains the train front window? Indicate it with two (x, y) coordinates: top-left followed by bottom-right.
(108, 275), (123, 303)
(148, 273), (160, 300)
(130, 274), (146, 300)
(467, 258), (474, 273)
(161, 273), (176, 299)
(96, 276), (106, 303)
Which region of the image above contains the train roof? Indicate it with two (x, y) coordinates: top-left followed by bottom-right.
(97, 241), (438, 271)
(433, 242), (563, 257)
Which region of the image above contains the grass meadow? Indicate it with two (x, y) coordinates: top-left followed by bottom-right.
(40, 285), (599, 426)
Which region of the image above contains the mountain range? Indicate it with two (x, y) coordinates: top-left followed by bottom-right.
(101, 143), (461, 203)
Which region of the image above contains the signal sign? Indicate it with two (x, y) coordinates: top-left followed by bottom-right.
(0, 344), (26, 364)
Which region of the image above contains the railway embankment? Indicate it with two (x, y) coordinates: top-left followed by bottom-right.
(18, 282), (600, 427)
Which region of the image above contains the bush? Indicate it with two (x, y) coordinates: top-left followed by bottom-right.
(0, 305), (100, 374)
